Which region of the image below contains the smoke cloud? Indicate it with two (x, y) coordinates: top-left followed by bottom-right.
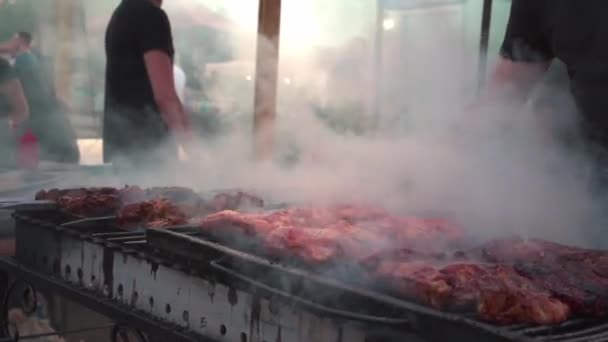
(58, 17), (604, 250)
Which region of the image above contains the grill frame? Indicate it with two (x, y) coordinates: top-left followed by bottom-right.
(10, 207), (608, 342)
(10, 210), (427, 342)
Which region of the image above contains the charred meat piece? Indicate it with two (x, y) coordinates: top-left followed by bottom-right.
(467, 236), (608, 317)
(514, 261), (608, 317)
(35, 187), (118, 201)
(117, 199), (188, 229)
(478, 288), (570, 325)
(441, 264), (569, 325)
(374, 261), (451, 309)
(197, 210), (276, 237)
(264, 226), (344, 264)
(119, 186), (205, 216)
(36, 187), (120, 217)
(374, 261), (570, 325)
(55, 193), (120, 217)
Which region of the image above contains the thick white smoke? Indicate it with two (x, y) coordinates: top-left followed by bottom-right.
(57, 9), (604, 249)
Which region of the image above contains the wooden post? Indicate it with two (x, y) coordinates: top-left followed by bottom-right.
(54, 0), (75, 106)
(253, 0), (281, 161)
(371, 0), (384, 133)
(477, 0), (493, 92)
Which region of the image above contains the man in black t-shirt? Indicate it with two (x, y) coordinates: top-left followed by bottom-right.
(491, 1), (608, 160)
(104, 0), (191, 167)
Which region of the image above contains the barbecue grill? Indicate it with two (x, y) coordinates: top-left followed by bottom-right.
(3, 206), (608, 342)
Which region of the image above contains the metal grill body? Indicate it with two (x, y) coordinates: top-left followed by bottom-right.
(11, 211), (430, 342)
(9, 209), (608, 342)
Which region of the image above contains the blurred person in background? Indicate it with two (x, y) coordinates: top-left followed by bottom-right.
(104, 0), (192, 169)
(489, 1), (608, 179)
(0, 56), (28, 167)
(0, 32), (80, 164)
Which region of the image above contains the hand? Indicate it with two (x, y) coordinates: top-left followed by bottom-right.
(0, 37), (18, 54)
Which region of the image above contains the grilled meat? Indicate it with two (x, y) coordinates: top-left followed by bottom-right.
(35, 186), (265, 228)
(375, 261), (570, 325)
(467, 237), (608, 317)
(35, 187), (118, 202)
(196, 206), (460, 264)
(442, 264), (570, 325)
(478, 288), (570, 325)
(117, 199), (188, 229)
(375, 261), (450, 309)
(36, 187), (120, 217)
(264, 227), (344, 264)
(118, 186), (205, 216)
(197, 210), (276, 236)
(514, 260), (608, 317)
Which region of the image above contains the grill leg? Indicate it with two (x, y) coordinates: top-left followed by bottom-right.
(0, 270), (8, 338)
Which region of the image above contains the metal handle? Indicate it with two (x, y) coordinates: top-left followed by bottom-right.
(61, 216), (117, 228)
(210, 259), (410, 326)
(0, 200), (56, 211)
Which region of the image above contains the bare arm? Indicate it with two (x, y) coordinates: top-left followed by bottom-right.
(483, 57), (550, 102)
(143, 50), (189, 135)
(0, 78), (29, 128)
(480, 0), (552, 103)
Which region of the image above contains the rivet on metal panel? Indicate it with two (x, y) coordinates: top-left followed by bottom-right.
(21, 285), (37, 314)
(130, 291), (138, 307)
(64, 265), (71, 280)
(228, 287), (238, 306)
(150, 262), (159, 280)
(269, 296), (280, 315)
(103, 284), (111, 297)
(52, 258), (60, 274)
